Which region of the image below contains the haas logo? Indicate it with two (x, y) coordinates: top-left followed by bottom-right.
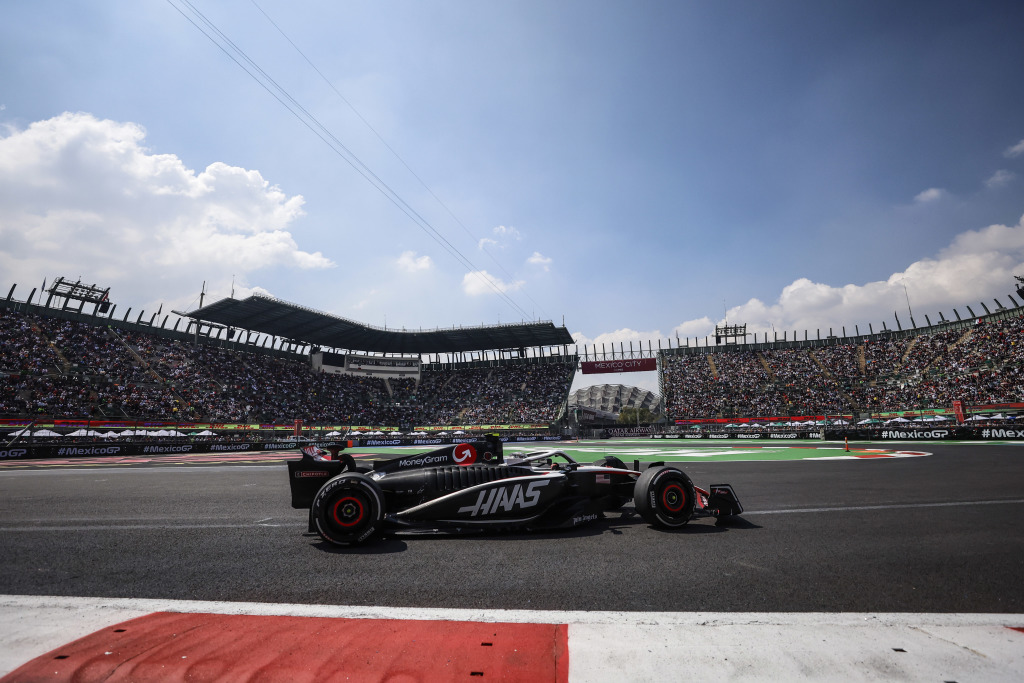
(452, 443), (477, 466)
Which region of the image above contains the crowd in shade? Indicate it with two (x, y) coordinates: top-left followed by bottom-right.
(0, 308), (575, 426)
(5, 306), (1023, 425)
(661, 314), (1024, 418)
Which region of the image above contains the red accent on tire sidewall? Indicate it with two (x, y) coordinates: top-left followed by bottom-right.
(661, 483), (686, 513)
(453, 443), (477, 466)
(331, 495), (365, 527)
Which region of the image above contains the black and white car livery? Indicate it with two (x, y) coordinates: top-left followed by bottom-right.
(287, 435), (743, 546)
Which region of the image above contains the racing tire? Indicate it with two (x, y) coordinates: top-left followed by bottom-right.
(311, 473), (386, 546)
(633, 466), (696, 529)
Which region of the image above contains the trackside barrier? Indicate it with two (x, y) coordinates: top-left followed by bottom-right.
(0, 435), (566, 461)
(0, 440), (351, 461)
(651, 428), (1024, 441)
(652, 432), (811, 440)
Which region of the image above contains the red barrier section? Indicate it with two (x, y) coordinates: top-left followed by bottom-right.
(3, 612), (569, 682)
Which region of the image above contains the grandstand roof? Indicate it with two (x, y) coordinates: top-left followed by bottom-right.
(569, 384), (663, 415)
(182, 295), (575, 354)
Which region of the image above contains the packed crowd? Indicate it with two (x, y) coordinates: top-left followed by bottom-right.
(0, 308), (575, 426)
(662, 314), (1024, 418)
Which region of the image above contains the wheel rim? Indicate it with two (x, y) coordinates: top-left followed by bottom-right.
(661, 483), (687, 513)
(330, 494), (366, 528)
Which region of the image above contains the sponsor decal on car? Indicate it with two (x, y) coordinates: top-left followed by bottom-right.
(295, 470), (330, 478)
(458, 479), (548, 516)
(397, 454), (451, 468)
(572, 513), (599, 526)
(452, 443), (477, 466)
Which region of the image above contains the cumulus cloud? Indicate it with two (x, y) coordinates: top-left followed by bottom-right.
(0, 112), (332, 311)
(527, 251), (552, 271)
(659, 214), (1024, 342)
(1004, 139), (1024, 158)
(493, 225), (521, 240)
(914, 187), (945, 203)
(986, 169), (1015, 189)
(478, 225), (521, 250)
(396, 250), (432, 272)
(461, 270), (524, 296)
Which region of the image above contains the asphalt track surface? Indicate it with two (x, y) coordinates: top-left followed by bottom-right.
(1, 442), (1022, 614)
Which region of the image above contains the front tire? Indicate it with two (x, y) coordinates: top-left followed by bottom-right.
(311, 473), (385, 546)
(633, 466), (696, 528)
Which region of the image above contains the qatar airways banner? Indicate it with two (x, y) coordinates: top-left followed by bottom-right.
(581, 358), (656, 374)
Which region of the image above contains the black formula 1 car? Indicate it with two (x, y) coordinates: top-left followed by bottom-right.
(287, 436), (743, 546)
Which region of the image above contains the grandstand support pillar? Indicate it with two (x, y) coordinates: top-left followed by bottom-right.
(966, 306), (976, 318)
(842, 326), (846, 337)
(1008, 294), (1021, 308)
(27, 287), (37, 306)
(868, 323), (873, 334)
(954, 308), (962, 320)
(5, 284), (14, 301)
(123, 307), (131, 322)
(980, 301), (992, 315)
(855, 325), (859, 336)
(925, 314), (931, 326)
(894, 312), (902, 331)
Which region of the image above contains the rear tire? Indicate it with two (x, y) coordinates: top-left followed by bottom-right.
(633, 466), (695, 528)
(311, 473), (385, 545)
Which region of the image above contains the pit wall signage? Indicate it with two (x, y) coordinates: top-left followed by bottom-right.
(0, 440), (351, 460)
(652, 432), (808, 440)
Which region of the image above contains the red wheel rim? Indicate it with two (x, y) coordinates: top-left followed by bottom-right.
(331, 495), (365, 527)
(661, 483), (686, 513)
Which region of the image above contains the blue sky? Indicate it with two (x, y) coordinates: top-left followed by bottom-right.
(2, 1), (1024, 394)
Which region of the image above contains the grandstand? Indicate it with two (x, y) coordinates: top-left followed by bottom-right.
(0, 285), (577, 434)
(2, 280), (1023, 433)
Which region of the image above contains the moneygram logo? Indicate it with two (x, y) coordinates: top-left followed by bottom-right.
(397, 454), (450, 468)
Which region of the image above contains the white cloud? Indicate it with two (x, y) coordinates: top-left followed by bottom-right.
(527, 251), (552, 271)
(396, 250), (432, 272)
(0, 112), (332, 311)
(461, 270), (524, 296)
(914, 187), (945, 203)
(986, 169), (1015, 189)
(1004, 139), (1024, 158)
(477, 237), (498, 250)
(657, 214), (1024, 342)
(493, 225), (521, 240)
